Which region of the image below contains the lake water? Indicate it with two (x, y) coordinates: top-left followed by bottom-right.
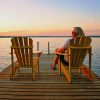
(0, 37), (100, 76)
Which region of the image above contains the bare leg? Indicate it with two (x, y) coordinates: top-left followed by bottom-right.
(51, 47), (65, 70)
(51, 55), (58, 68)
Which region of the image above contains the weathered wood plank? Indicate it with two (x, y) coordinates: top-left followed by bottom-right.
(0, 54), (100, 100)
(0, 95), (100, 100)
(0, 91), (100, 96)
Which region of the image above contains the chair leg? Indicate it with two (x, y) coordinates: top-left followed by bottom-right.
(37, 58), (39, 73)
(10, 68), (14, 80)
(78, 69), (81, 74)
(33, 57), (40, 73)
(10, 74), (13, 80)
(32, 67), (35, 80)
(10, 65), (14, 80)
(61, 63), (71, 83)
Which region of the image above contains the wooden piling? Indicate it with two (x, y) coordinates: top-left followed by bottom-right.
(37, 41), (39, 51)
(48, 42), (50, 55)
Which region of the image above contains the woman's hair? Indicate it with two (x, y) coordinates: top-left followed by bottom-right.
(73, 27), (85, 36)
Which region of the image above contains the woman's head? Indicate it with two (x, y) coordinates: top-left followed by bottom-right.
(72, 27), (85, 38)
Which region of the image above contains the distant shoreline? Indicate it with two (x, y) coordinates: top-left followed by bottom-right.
(0, 35), (100, 38)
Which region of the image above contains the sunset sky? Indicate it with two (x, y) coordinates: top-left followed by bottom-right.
(0, 0), (100, 36)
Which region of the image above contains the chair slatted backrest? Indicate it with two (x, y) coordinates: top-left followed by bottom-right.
(11, 37), (33, 67)
(69, 36), (91, 68)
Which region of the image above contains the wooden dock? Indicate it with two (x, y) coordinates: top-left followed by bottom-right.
(0, 54), (100, 100)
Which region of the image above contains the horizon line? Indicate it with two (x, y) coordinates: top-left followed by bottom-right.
(0, 35), (100, 38)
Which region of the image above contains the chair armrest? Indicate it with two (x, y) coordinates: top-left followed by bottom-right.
(56, 52), (70, 56)
(9, 52), (15, 54)
(33, 51), (43, 57)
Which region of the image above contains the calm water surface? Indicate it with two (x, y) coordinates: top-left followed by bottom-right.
(0, 37), (100, 76)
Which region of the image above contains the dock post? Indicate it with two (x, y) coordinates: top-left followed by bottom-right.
(48, 42), (50, 55)
(37, 41), (39, 51)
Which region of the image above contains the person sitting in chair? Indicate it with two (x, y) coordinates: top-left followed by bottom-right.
(51, 27), (85, 70)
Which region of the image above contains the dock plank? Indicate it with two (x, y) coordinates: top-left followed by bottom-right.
(0, 54), (100, 100)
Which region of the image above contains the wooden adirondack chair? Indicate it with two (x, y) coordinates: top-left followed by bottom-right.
(10, 37), (41, 80)
(56, 36), (94, 83)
